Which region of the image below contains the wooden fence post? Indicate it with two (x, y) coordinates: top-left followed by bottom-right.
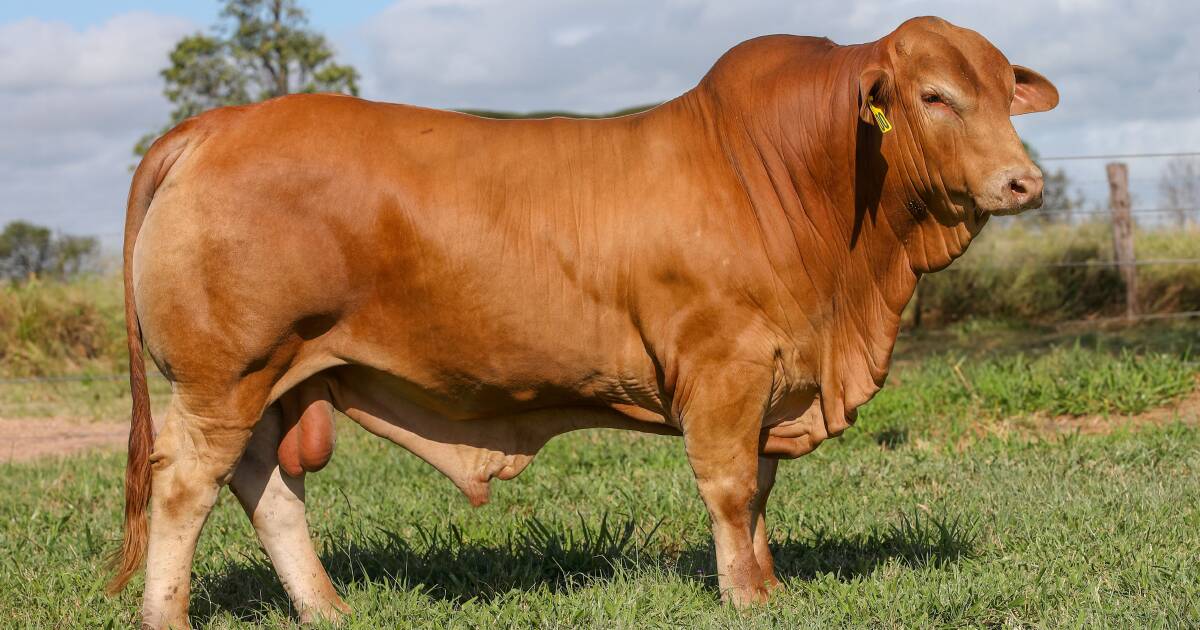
(1106, 162), (1138, 320)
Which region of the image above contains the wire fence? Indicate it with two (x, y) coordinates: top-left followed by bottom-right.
(923, 150), (1200, 324)
(942, 258), (1200, 271)
(1038, 207), (1199, 215)
(0, 373), (164, 385)
(1040, 151), (1200, 161)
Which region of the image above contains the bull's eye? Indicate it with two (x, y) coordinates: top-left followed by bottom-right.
(922, 93), (944, 105)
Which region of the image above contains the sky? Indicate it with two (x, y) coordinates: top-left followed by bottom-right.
(1, 0), (1198, 241)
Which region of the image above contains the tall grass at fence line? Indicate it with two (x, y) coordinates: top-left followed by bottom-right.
(0, 274), (124, 377)
(915, 220), (1200, 326)
(1138, 228), (1200, 314)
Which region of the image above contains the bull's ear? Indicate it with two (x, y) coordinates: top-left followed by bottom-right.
(1011, 65), (1059, 115)
(858, 67), (892, 125)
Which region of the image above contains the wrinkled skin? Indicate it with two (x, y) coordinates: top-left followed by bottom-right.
(112, 16), (1057, 628)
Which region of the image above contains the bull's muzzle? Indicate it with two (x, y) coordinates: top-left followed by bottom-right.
(982, 166), (1044, 215)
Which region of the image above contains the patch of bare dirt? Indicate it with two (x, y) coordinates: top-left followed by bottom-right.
(1034, 389), (1200, 436)
(0, 417), (127, 463)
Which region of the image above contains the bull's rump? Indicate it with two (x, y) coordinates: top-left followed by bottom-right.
(131, 94), (715, 420)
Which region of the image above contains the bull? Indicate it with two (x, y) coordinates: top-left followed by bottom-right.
(108, 16), (1057, 627)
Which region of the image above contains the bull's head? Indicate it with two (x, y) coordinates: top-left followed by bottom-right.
(859, 17), (1059, 219)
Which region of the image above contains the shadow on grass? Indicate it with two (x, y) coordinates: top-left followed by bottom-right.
(766, 510), (976, 581)
(191, 509), (976, 623)
(874, 427), (910, 449)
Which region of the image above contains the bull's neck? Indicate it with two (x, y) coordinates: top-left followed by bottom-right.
(684, 39), (980, 409)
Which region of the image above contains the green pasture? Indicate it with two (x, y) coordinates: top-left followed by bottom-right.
(1, 320), (1197, 628)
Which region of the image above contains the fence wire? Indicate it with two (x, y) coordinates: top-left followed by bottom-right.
(941, 258), (1200, 271)
(0, 373), (165, 385)
(1040, 151), (1200, 161)
(1037, 206), (1199, 215)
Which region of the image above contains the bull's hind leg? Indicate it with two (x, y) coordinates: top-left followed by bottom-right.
(141, 394), (256, 629)
(229, 404), (350, 623)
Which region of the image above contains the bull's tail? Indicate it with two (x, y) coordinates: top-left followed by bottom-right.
(105, 129), (190, 595)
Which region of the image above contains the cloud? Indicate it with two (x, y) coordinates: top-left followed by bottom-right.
(0, 13), (187, 90)
(551, 25), (603, 48)
(360, 0), (852, 112)
(355, 0), (1199, 207)
(2, 2), (1198, 236)
(0, 13), (194, 237)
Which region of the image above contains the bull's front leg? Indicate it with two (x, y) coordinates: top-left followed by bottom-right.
(677, 366), (775, 607)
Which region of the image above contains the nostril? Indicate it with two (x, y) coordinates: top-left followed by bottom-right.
(1009, 179), (1028, 197)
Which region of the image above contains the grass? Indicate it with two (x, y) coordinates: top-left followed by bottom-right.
(0, 273), (163, 420)
(0, 320), (1198, 627)
(0, 274), (125, 377)
(2, 417), (1198, 627)
(915, 220), (1200, 324)
(0, 376), (172, 421)
(898, 316), (1200, 361)
(849, 342), (1196, 446)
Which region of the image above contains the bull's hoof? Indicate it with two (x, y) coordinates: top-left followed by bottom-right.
(722, 583), (772, 609)
(297, 596), (352, 625)
(763, 574), (784, 593)
(141, 612), (191, 630)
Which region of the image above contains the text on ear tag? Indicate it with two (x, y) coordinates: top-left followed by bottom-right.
(868, 97), (893, 133)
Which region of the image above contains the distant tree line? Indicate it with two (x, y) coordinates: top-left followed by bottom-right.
(0, 221), (98, 282)
(458, 104), (658, 120)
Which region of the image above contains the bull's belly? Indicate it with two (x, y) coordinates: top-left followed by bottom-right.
(321, 365), (677, 505)
(316, 280), (683, 423)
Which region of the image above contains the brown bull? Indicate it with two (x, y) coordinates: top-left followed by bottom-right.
(109, 16), (1057, 627)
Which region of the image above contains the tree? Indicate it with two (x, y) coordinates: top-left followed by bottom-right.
(1040, 167), (1084, 224)
(136, 0), (359, 155)
(0, 221), (98, 282)
(51, 235), (101, 277)
(0, 222), (51, 280)
(1158, 157), (1200, 228)
(1020, 141), (1081, 225)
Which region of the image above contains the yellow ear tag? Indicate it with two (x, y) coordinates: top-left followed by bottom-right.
(868, 97), (893, 133)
